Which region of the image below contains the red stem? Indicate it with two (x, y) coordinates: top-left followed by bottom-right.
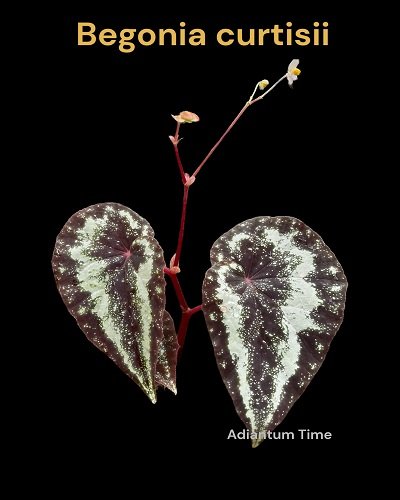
(172, 122), (186, 184)
(174, 145), (186, 184)
(169, 101), (250, 351)
(177, 305), (203, 350)
(164, 267), (188, 311)
(163, 267), (202, 349)
(177, 311), (191, 348)
(188, 304), (203, 315)
(173, 185), (189, 268)
(165, 76), (287, 354)
(168, 103), (253, 350)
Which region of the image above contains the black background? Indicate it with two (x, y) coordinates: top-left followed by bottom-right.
(36, 12), (363, 472)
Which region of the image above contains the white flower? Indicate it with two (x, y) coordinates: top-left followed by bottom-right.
(287, 59), (301, 87)
(258, 79), (269, 90)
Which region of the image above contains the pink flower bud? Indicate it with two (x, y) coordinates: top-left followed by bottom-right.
(172, 111), (200, 124)
(169, 254), (181, 274)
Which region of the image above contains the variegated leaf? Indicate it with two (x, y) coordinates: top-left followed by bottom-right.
(202, 216), (347, 447)
(52, 202), (178, 403)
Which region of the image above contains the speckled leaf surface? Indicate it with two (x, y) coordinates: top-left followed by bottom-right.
(52, 202), (178, 403)
(202, 216), (347, 447)
(156, 312), (179, 394)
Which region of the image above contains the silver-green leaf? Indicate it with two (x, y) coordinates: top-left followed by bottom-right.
(202, 216), (347, 447)
(52, 202), (178, 403)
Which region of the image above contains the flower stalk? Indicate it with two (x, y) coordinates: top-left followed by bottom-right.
(165, 60), (301, 353)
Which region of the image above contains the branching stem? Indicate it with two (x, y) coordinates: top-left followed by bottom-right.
(166, 72), (288, 354)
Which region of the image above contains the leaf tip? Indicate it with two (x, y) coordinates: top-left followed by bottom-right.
(147, 390), (158, 404)
(168, 380), (178, 395)
(251, 438), (264, 449)
(157, 381), (177, 395)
